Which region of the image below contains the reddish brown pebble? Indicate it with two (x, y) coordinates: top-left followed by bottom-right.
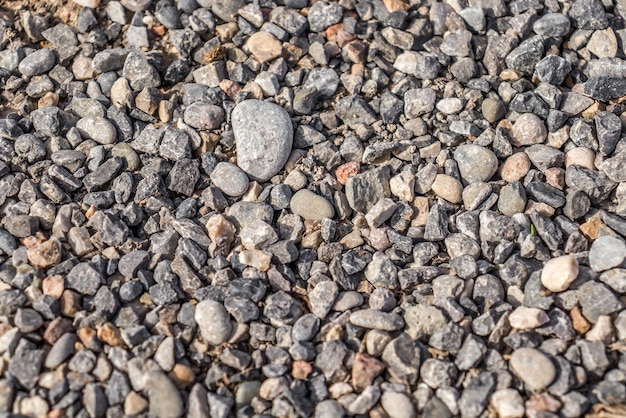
(27, 238), (62, 269)
(544, 167), (565, 189)
(352, 352), (386, 391)
(292, 361), (313, 380)
(344, 41), (367, 64)
(21, 234), (45, 249)
(169, 364), (195, 389)
(97, 322), (125, 347)
(336, 162), (359, 185)
(42, 275), (65, 299)
(60, 290), (82, 317)
(48, 409), (64, 418)
(383, 0), (410, 12)
(525, 393), (562, 416)
(501, 152), (531, 183)
(77, 328), (101, 351)
(152, 26), (165, 36)
(43, 317), (74, 345)
(571, 306), (591, 334)
(220, 79), (241, 98)
(326, 24), (355, 47)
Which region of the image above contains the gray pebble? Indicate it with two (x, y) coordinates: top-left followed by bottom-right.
(76, 117), (117, 145)
(232, 100), (293, 182)
(195, 300), (232, 345)
(210, 162), (250, 197)
(589, 236), (626, 272)
(454, 145), (498, 184)
(349, 309), (404, 331)
(18, 48), (56, 76)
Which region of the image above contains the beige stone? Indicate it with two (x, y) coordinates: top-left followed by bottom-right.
(431, 174), (463, 203)
(500, 69), (523, 81)
(245, 32), (283, 64)
(112, 143), (140, 172)
(135, 87), (160, 115)
(170, 364), (195, 388)
(301, 230), (323, 249)
(340, 230), (364, 249)
(158, 100), (173, 123)
(411, 196), (429, 227)
(68, 226), (94, 257)
(541, 255), (579, 292)
(72, 0), (99, 7)
(571, 306), (591, 334)
(547, 126), (569, 149)
(510, 113), (547, 146)
(587, 28), (618, 58)
(27, 239), (62, 269)
(238, 249), (272, 271)
(585, 315), (613, 344)
(565, 147), (595, 170)
(329, 382), (353, 399)
(111, 77), (133, 109)
(544, 167), (565, 190)
(481, 97), (506, 124)
(509, 348), (556, 391)
(240, 220), (278, 250)
(290, 189), (335, 221)
(508, 306), (550, 329)
(383, 0), (409, 12)
(580, 217), (603, 241)
(38, 92), (59, 108)
(215, 23), (239, 41)
(501, 152), (531, 182)
(42, 275), (64, 299)
(242, 81), (264, 100)
(124, 391), (148, 416)
(72, 55), (94, 80)
(259, 377), (289, 400)
(525, 200), (555, 217)
(390, 170), (415, 201)
(367, 227), (391, 252)
(205, 214), (235, 257)
(419, 141), (441, 159)
(284, 169), (307, 191)
(491, 389), (525, 418)
(18, 396), (48, 418)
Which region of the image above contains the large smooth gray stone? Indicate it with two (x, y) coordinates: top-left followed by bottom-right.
(232, 100), (293, 182)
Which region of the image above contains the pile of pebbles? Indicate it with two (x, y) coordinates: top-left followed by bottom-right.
(1, 0), (626, 416)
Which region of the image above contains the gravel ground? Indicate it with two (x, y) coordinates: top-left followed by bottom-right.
(1, 0), (626, 417)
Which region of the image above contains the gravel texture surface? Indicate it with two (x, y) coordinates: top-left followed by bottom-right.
(0, 0), (626, 417)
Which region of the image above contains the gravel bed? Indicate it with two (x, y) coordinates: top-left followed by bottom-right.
(0, 0), (626, 417)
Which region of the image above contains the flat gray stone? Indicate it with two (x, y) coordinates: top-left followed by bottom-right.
(290, 189), (335, 221)
(509, 347), (556, 391)
(148, 371), (184, 418)
(589, 235), (626, 272)
(350, 309), (404, 331)
(579, 281), (624, 323)
(345, 166), (391, 213)
(210, 162), (249, 197)
(232, 100), (293, 182)
(18, 48), (56, 76)
(194, 300), (232, 345)
(454, 145), (498, 184)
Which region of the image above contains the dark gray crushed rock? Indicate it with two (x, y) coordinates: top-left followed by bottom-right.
(0, 0), (626, 417)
